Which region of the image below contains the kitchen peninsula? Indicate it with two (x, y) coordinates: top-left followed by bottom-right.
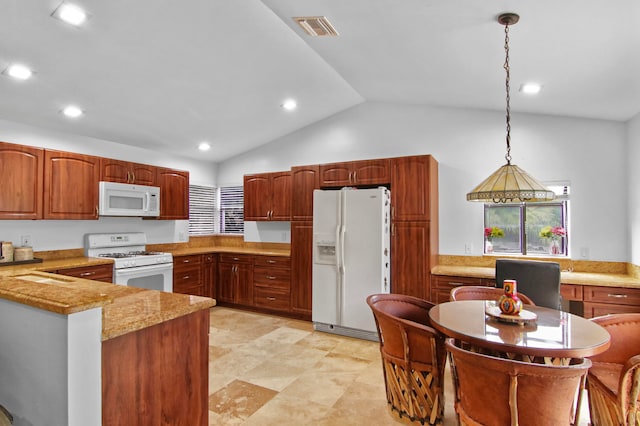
(0, 259), (215, 426)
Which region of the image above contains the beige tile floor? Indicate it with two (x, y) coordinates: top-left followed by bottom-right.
(207, 306), (591, 425)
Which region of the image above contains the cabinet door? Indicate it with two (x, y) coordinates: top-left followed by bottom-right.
(391, 155), (437, 221)
(269, 172), (291, 220)
(290, 221), (313, 317)
(203, 254), (217, 299)
(129, 163), (157, 185)
(217, 262), (235, 303)
(291, 165), (319, 221)
(243, 174), (270, 220)
(56, 264), (113, 283)
(319, 162), (353, 187)
(235, 263), (253, 305)
(44, 150), (100, 219)
(157, 168), (189, 219)
(391, 221), (430, 300)
(351, 159), (390, 185)
(100, 158), (131, 183)
(0, 142), (44, 219)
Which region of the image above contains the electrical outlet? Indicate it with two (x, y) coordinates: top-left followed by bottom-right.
(580, 247), (589, 259)
(464, 243), (473, 254)
(21, 235), (31, 247)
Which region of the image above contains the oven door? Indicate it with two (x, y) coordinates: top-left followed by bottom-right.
(114, 263), (173, 292)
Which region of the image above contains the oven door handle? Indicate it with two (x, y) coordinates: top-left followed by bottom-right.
(115, 263), (173, 277)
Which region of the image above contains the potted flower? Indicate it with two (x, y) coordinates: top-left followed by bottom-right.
(484, 226), (504, 253)
(539, 226), (566, 254)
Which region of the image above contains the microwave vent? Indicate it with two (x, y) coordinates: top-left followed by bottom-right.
(293, 16), (339, 37)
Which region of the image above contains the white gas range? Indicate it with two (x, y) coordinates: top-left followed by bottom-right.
(84, 232), (173, 292)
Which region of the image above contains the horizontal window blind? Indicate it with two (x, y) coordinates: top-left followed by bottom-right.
(219, 186), (244, 234)
(189, 185), (216, 235)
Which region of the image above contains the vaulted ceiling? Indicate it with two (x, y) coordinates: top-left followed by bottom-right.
(0, 0), (638, 162)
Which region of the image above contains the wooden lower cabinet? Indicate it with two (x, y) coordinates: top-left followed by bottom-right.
(253, 255), (291, 313)
(203, 254), (217, 298)
(430, 275), (493, 304)
(391, 221), (430, 299)
(102, 309), (209, 426)
(582, 285), (640, 318)
(173, 254), (205, 296)
(54, 264), (113, 283)
(217, 254), (253, 305)
(290, 221), (313, 318)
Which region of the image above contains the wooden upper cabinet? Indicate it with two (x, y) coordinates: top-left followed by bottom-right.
(44, 150), (100, 220)
(391, 155), (438, 221)
(243, 171), (291, 221)
(319, 159), (390, 188)
(291, 165), (319, 222)
(157, 167), (189, 219)
(100, 158), (157, 186)
(0, 142), (44, 219)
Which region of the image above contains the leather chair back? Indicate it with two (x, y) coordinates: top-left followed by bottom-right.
(450, 285), (536, 305)
(495, 259), (561, 309)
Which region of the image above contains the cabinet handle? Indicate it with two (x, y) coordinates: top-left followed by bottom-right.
(391, 206), (395, 219)
(607, 293), (628, 298)
(391, 223), (395, 236)
(232, 257), (240, 261)
(182, 259), (190, 263)
(131, 172), (135, 183)
(266, 275), (276, 280)
(80, 272), (96, 276)
(267, 260), (276, 264)
(348, 171), (353, 184)
(267, 297), (276, 301)
(353, 170), (357, 182)
(183, 275), (190, 279)
(95, 205), (99, 218)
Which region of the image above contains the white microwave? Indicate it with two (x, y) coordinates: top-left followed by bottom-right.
(98, 181), (160, 217)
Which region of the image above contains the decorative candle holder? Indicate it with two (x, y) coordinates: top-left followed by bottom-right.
(498, 279), (523, 315)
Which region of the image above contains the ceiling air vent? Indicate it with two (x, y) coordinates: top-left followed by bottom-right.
(293, 16), (339, 37)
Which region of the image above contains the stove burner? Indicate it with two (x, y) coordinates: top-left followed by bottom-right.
(128, 251), (164, 256)
(98, 253), (133, 259)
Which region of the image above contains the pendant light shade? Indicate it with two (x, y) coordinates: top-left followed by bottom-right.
(466, 13), (554, 203)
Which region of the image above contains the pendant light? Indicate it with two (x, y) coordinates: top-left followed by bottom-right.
(466, 13), (555, 203)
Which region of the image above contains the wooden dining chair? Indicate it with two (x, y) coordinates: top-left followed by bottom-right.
(446, 338), (591, 426)
(366, 294), (446, 425)
(495, 259), (561, 309)
(586, 313), (640, 426)
(449, 285), (536, 305)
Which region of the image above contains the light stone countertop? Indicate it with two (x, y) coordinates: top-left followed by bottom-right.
(0, 257), (215, 341)
(431, 265), (640, 289)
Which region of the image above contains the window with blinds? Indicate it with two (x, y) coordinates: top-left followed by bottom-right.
(188, 185), (216, 235)
(219, 186), (244, 234)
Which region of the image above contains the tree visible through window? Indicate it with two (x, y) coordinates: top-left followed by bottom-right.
(483, 185), (569, 256)
(188, 185), (244, 235)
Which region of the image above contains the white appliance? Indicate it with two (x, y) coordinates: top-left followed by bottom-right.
(84, 232), (173, 292)
(98, 181), (160, 217)
(312, 187), (391, 341)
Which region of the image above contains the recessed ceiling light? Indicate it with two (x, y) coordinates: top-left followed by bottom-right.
(3, 64), (33, 80)
(198, 142), (211, 151)
(281, 99), (297, 111)
(51, 2), (88, 26)
(520, 83), (542, 94)
(62, 105), (83, 118)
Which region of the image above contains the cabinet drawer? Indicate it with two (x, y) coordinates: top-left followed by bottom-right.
(583, 302), (640, 319)
(173, 265), (202, 286)
(56, 264), (113, 282)
(431, 275), (483, 288)
(254, 287), (290, 312)
(560, 284), (583, 301)
(219, 254), (252, 264)
(254, 267), (290, 290)
(583, 286), (640, 306)
(254, 256), (290, 269)
(173, 254), (203, 270)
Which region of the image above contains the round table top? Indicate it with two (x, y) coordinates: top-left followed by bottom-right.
(429, 300), (611, 359)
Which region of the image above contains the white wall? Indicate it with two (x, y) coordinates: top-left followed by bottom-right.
(628, 113), (640, 265)
(0, 118), (215, 250)
(218, 102), (628, 262)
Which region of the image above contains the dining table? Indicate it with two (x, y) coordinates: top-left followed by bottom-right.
(429, 300), (611, 364)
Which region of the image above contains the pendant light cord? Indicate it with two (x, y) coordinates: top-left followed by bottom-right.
(504, 22), (512, 165)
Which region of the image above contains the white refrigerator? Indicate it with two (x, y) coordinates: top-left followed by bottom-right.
(312, 187), (391, 341)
